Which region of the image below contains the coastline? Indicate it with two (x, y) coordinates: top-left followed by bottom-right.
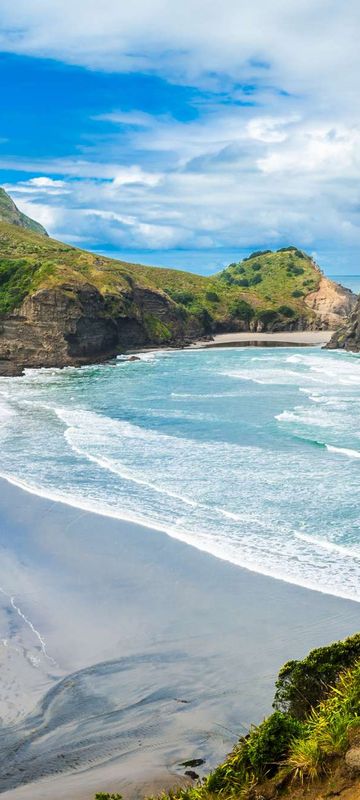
(191, 330), (334, 348)
(0, 477), (359, 800)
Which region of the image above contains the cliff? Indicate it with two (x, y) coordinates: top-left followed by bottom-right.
(326, 296), (360, 352)
(0, 187), (48, 236)
(0, 206), (356, 374)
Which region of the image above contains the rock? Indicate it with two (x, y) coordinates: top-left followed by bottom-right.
(345, 747), (360, 772)
(180, 759), (204, 767)
(184, 770), (199, 780)
(128, 355), (141, 361)
(304, 275), (357, 329)
(326, 296), (360, 352)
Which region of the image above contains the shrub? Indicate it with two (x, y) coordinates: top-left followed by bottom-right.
(278, 305), (296, 317)
(167, 289), (194, 305)
(251, 262), (262, 271)
(246, 712), (303, 778)
(244, 249), (272, 260)
(236, 278), (249, 287)
(249, 274), (262, 286)
(256, 309), (278, 326)
(287, 265), (304, 276)
(229, 299), (254, 321)
(95, 794), (123, 800)
(273, 633), (360, 719)
(205, 290), (219, 302)
(292, 289), (304, 298)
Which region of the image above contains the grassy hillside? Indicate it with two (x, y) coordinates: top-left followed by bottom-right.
(94, 634), (360, 800)
(0, 188), (48, 236)
(218, 246), (322, 327)
(0, 223), (323, 331)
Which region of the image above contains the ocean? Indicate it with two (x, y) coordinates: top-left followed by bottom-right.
(0, 343), (359, 604)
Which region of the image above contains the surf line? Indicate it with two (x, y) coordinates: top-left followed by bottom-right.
(0, 586), (57, 666)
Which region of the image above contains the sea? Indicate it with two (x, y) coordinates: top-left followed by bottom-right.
(0, 333), (359, 603)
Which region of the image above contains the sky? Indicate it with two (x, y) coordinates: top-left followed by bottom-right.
(0, 1), (360, 275)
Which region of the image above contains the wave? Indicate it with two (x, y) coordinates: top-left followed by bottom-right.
(1, 467), (360, 604)
(295, 532), (360, 559)
(326, 445), (360, 459)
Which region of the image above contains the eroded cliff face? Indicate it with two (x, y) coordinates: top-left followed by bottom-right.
(0, 283), (200, 376)
(326, 295), (360, 351)
(304, 275), (356, 329)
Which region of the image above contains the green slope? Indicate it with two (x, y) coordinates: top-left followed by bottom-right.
(0, 187), (48, 236)
(0, 222), (324, 332)
(218, 246), (322, 326)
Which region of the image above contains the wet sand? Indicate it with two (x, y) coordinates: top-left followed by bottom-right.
(192, 330), (334, 347)
(0, 477), (359, 799)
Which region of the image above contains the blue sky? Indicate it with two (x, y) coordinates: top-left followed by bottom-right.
(0, 1), (360, 275)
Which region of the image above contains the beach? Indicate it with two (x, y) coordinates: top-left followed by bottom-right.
(192, 330), (334, 348)
(0, 476), (359, 800)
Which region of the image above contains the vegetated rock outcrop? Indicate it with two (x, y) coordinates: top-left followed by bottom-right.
(0, 187), (48, 236)
(0, 201), (357, 374)
(129, 634), (360, 800)
(326, 295), (360, 352)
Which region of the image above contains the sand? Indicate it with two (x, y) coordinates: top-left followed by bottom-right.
(192, 330), (334, 347)
(0, 476), (358, 800)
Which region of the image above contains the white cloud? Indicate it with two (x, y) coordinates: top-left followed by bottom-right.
(2, 1), (360, 260)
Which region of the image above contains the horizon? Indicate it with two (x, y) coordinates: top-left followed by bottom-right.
(1, 3), (360, 274)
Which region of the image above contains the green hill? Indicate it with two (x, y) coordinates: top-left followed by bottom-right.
(0, 187), (48, 236)
(0, 201), (356, 374)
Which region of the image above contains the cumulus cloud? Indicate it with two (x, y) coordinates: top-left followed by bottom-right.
(1, 1), (360, 261)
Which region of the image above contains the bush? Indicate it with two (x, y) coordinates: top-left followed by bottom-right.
(244, 249), (272, 261)
(249, 273), (262, 286)
(95, 794), (122, 800)
(278, 305), (296, 317)
(292, 289), (304, 298)
(229, 299), (254, 321)
(205, 290), (219, 302)
(246, 712), (303, 778)
(287, 265), (304, 276)
(256, 309), (278, 326)
(251, 262), (262, 271)
(167, 289), (194, 305)
(273, 633), (360, 719)
(236, 278), (249, 287)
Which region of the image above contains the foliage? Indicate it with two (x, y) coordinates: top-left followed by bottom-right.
(229, 299), (254, 321)
(94, 794), (123, 800)
(278, 305), (296, 317)
(205, 290), (220, 302)
(273, 632), (360, 719)
(166, 289), (195, 305)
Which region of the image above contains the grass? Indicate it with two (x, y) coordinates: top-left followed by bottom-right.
(0, 223), (322, 331)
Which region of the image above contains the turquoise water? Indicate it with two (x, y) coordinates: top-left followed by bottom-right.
(0, 345), (360, 602)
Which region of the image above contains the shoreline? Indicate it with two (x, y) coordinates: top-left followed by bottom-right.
(191, 330), (334, 348)
(0, 477), (359, 800)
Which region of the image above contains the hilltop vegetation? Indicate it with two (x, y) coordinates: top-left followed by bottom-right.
(0, 187), (48, 237)
(218, 246), (322, 329)
(0, 223), (326, 327)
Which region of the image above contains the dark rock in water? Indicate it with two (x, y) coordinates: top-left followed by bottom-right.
(184, 770), (199, 780)
(326, 296), (360, 352)
(181, 759), (205, 767)
(128, 355), (141, 361)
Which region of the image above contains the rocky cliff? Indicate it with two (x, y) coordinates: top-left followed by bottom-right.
(326, 296), (360, 351)
(0, 204), (357, 374)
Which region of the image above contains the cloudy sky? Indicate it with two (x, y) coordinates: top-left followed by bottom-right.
(1, 0), (360, 274)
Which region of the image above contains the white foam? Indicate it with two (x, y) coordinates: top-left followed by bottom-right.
(326, 445), (360, 459)
(295, 532), (360, 559)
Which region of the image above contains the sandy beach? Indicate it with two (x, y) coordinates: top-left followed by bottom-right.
(0, 476), (359, 800)
(192, 330), (334, 348)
